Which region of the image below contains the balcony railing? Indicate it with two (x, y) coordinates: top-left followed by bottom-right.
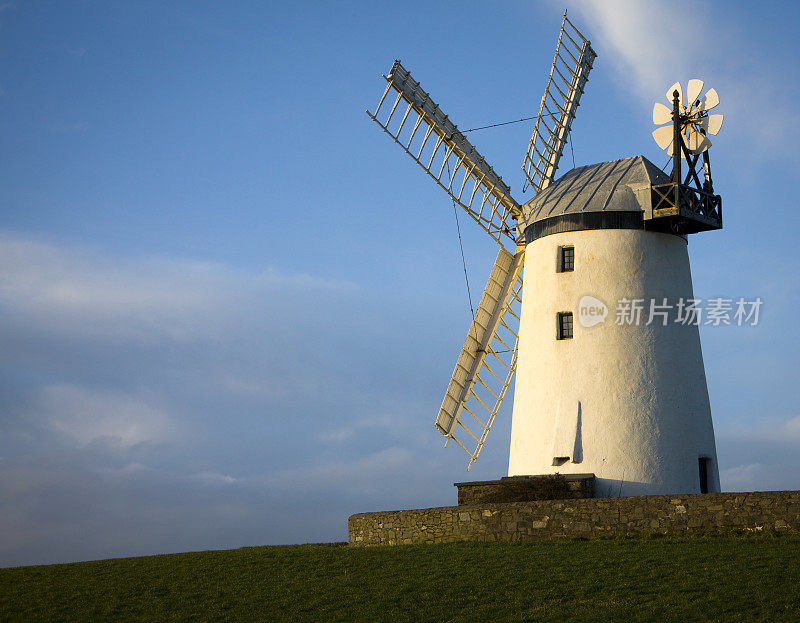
(650, 182), (722, 232)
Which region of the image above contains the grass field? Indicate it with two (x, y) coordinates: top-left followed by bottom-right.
(2, 536), (799, 622)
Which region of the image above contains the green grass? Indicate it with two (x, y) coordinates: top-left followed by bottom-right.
(2, 537), (799, 622)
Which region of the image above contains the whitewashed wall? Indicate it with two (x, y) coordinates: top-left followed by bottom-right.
(508, 228), (720, 496)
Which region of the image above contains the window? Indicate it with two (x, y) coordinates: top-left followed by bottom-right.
(552, 457), (569, 467)
(557, 312), (573, 340)
(698, 457), (710, 494)
(558, 246), (574, 272)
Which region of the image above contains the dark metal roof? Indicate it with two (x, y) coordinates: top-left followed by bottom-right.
(519, 155), (669, 229)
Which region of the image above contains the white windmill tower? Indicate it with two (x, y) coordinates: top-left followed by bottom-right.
(367, 12), (723, 497)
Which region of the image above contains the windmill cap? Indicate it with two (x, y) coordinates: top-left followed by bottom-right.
(520, 155), (669, 230)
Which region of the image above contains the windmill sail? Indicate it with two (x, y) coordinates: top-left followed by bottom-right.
(367, 61), (521, 246)
(435, 246), (524, 469)
(521, 11), (596, 194)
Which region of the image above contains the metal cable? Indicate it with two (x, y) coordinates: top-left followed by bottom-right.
(445, 159), (476, 323)
(463, 115), (537, 133)
(569, 132), (576, 169)
(462, 111), (560, 133)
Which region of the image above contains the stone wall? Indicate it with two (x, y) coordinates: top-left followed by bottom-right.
(348, 491), (800, 546)
(456, 474), (594, 505)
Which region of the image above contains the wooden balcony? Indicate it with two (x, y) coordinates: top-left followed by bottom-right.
(649, 182), (722, 234)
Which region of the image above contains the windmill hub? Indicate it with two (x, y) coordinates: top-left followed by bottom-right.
(367, 12), (724, 497)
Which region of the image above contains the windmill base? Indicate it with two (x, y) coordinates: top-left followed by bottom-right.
(455, 474), (595, 505)
(348, 490), (800, 546)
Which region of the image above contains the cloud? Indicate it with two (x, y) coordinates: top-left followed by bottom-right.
(566, 0), (800, 159)
(264, 447), (418, 492)
(722, 415), (800, 444)
(39, 384), (173, 448)
(0, 441), (456, 566)
(0, 454), (266, 566)
(0, 231), (439, 433)
(716, 415), (800, 492)
(0, 229), (466, 566)
(192, 471), (241, 485)
(720, 463), (764, 490)
(567, 0), (701, 101)
(316, 414), (396, 445)
(0, 230), (356, 342)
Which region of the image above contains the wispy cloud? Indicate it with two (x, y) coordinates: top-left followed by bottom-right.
(191, 471), (242, 486)
(716, 415), (800, 491)
(316, 414), (396, 444)
(264, 447), (418, 491)
(566, 0), (800, 159)
(568, 0), (701, 102)
(720, 463), (764, 490)
(38, 384), (174, 448)
(0, 229), (461, 565)
(722, 415), (800, 444)
(0, 231), (356, 342)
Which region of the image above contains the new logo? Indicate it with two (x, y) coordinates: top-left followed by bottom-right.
(578, 295), (608, 328)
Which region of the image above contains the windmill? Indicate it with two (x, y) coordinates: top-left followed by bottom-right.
(367, 11), (723, 496)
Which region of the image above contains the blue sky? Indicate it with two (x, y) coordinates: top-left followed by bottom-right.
(1, 0), (799, 566)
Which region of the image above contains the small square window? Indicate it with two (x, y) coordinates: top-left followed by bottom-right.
(557, 312), (573, 340)
(558, 246), (574, 273)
